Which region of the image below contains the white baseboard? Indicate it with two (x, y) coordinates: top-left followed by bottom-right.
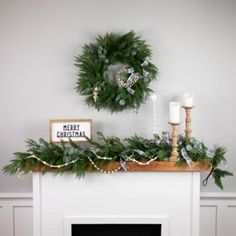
(0, 192), (236, 236)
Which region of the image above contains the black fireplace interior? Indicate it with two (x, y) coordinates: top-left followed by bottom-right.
(72, 224), (161, 236)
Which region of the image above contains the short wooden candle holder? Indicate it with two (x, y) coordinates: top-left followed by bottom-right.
(183, 106), (194, 138)
(169, 122), (180, 162)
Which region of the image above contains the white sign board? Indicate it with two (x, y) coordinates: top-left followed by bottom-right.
(49, 119), (92, 143)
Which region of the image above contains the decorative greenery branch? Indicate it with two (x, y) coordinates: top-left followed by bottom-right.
(3, 132), (233, 189)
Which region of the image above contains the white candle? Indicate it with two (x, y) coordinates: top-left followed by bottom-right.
(169, 102), (180, 124)
(151, 94), (158, 135)
(150, 94), (158, 102)
(183, 93), (193, 107)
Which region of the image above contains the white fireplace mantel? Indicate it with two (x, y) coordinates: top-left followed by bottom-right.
(33, 171), (200, 236)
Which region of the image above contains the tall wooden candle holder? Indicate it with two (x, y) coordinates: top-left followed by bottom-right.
(169, 122), (180, 161)
(183, 106), (194, 138)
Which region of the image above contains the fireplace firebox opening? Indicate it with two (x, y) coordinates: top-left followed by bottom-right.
(72, 224), (161, 236)
(64, 216), (168, 236)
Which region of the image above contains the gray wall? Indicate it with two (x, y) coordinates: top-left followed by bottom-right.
(0, 0), (235, 193)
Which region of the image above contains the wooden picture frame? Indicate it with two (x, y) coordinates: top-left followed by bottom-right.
(49, 119), (92, 143)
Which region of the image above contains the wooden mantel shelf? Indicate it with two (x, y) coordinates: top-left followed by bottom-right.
(31, 161), (210, 173)
(102, 161), (211, 172)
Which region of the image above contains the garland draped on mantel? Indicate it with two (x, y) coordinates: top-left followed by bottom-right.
(3, 132), (233, 189)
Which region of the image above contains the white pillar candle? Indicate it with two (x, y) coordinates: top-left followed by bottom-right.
(183, 93), (193, 107)
(169, 102), (180, 124)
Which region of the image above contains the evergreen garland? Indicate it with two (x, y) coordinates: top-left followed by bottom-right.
(3, 132), (233, 189)
(75, 31), (158, 112)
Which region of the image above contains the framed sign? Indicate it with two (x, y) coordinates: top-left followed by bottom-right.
(49, 119), (92, 143)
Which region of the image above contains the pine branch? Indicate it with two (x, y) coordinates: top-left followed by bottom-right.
(2, 133), (233, 189)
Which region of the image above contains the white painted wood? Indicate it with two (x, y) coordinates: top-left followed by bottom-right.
(2, 191), (236, 200)
(41, 184), (191, 200)
(191, 172), (200, 236)
(64, 215), (168, 236)
(14, 206), (33, 236)
(33, 173), (41, 236)
(0, 192), (33, 199)
(0, 202), (14, 236)
(199, 206), (217, 236)
(33, 172), (200, 236)
(41, 229), (63, 236)
(200, 195), (236, 236)
(41, 199), (191, 215)
(41, 213), (189, 231)
(1, 191), (236, 236)
(0, 206), (4, 236)
(40, 172), (192, 186)
(200, 192), (236, 199)
(0, 196), (33, 236)
(168, 229), (191, 236)
(225, 206), (236, 236)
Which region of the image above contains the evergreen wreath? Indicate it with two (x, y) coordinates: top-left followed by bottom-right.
(3, 132), (233, 190)
(75, 31), (158, 112)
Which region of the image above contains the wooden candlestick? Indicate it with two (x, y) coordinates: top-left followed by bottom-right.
(169, 122), (180, 161)
(183, 106), (193, 138)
